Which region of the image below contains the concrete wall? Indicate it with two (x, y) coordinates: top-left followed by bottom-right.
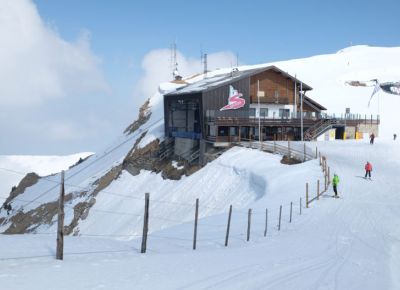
(174, 137), (199, 157)
(357, 124), (379, 137)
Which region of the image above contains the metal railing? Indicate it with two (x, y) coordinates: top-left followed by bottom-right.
(234, 140), (316, 162)
(206, 109), (380, 123)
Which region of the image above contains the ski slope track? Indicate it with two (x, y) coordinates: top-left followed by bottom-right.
(0, 140), (399, 289)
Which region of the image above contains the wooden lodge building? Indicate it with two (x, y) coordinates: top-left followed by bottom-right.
(163, 66), (380, 163)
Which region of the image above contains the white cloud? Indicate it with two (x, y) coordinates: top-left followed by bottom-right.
(0, 0), (109, 108)
(135, 48), (238, 102)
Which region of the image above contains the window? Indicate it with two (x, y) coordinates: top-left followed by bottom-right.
(249, 108), (256, 117)
(279, 109), (290, 118)
(260, 108), (268, 118)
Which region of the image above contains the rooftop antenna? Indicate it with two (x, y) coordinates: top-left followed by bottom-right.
(171, 41), (180, 80)
(203, 53), (208, 78)
(236, 53), (239, 67)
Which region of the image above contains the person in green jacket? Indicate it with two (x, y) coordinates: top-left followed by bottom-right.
(332, 174), (339, 198)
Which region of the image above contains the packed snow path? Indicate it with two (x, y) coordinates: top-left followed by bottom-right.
(0, 140), (399, 289)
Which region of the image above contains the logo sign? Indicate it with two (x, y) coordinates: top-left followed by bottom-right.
(220, 86), (246, 111)
(380, 82), (400, 96)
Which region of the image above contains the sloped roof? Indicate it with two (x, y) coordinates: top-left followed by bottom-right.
(304, 96), (327, 111)
(166, 66), (312, 96)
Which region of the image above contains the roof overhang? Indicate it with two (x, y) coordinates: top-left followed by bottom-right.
(304, 96), (327, 111)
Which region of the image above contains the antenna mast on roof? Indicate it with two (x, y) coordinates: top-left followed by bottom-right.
(203, 53), (208, 79)
(171, 41), (181, 80)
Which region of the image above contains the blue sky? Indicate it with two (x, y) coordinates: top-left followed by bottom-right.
(35, 0), (400, 64)
(1, 0), (399, 155)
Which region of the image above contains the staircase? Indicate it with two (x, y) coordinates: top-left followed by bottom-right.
(158, 137), (174, 161)
(180, 148), (200, 164)
(304, 118), (345, 141)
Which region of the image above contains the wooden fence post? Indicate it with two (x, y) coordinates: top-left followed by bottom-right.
(56, 170), (65, 260)
(193, 198), (199, 250)
(141, 192), (150, 254)
(225, 205), (232, 247)
(317, 180), (320, 200)
(274, 140), (276, 153)
(247, 208), (252, 242)
(315, 146), (318, 159)
(306, 183), (309, 208)
(324, 174), (327, 191)
(288, 141), (291, 158)
(278, 205), (282, 230)
(264, 208), (268, 237)
(303, 143), (306, 162)
(328, 167), (331, 185)
(300, 197), (302, 215)
(289, 202), (293, 223)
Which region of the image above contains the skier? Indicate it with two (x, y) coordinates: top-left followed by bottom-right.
(332, 174), (339, 198)
(369, 133), (375, 144)
(394, 133), (397, 141)
(364, 161), (372, 179)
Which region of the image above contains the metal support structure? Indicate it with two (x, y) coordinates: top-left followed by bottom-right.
(257, 80), (261, 149)
(300, 82), (304, 141)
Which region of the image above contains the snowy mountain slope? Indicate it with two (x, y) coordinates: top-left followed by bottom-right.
(0, 140), (399, 290)
(0, 153), (92, 199)
(1, 45), (399, 237)
(1, 45), (400, 289)
(75, 146), (324, 237)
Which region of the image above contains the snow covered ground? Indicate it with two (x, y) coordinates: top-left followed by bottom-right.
(0, 139), (399, 289)
(0, 153), (93, 199)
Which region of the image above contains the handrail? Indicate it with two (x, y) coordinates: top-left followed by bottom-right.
(235, 140), (315, 161)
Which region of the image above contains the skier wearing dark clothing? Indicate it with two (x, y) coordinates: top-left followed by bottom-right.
(370, 133), (375, 144)
(394, 134), (397, 141)
(365, 161), (372, 179)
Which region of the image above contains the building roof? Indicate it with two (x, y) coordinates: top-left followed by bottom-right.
(304, 96), (327, 111)
(166, 66), (312, 96)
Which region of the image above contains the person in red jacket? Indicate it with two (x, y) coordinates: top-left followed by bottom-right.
(365, 161), (372, 179)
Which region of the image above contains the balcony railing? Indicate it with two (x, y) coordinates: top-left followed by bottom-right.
(205, 110), (380, 124)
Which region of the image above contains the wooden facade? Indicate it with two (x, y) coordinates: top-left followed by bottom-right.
(164, 66), (378, 145)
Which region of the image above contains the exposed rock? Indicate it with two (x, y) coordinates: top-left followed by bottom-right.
(280, 155), (302, 165)
(4, 172), (40, 205)
(64, 199), (95, 235)
(63, 164), (123, 234)
(4, 193), (73, 234)
(124, 99), (152, 135)
(68, 154), (93, 169)
(161, 161), (185, 180)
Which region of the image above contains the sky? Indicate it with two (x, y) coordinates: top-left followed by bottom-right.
(1, 0), (400, 155)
